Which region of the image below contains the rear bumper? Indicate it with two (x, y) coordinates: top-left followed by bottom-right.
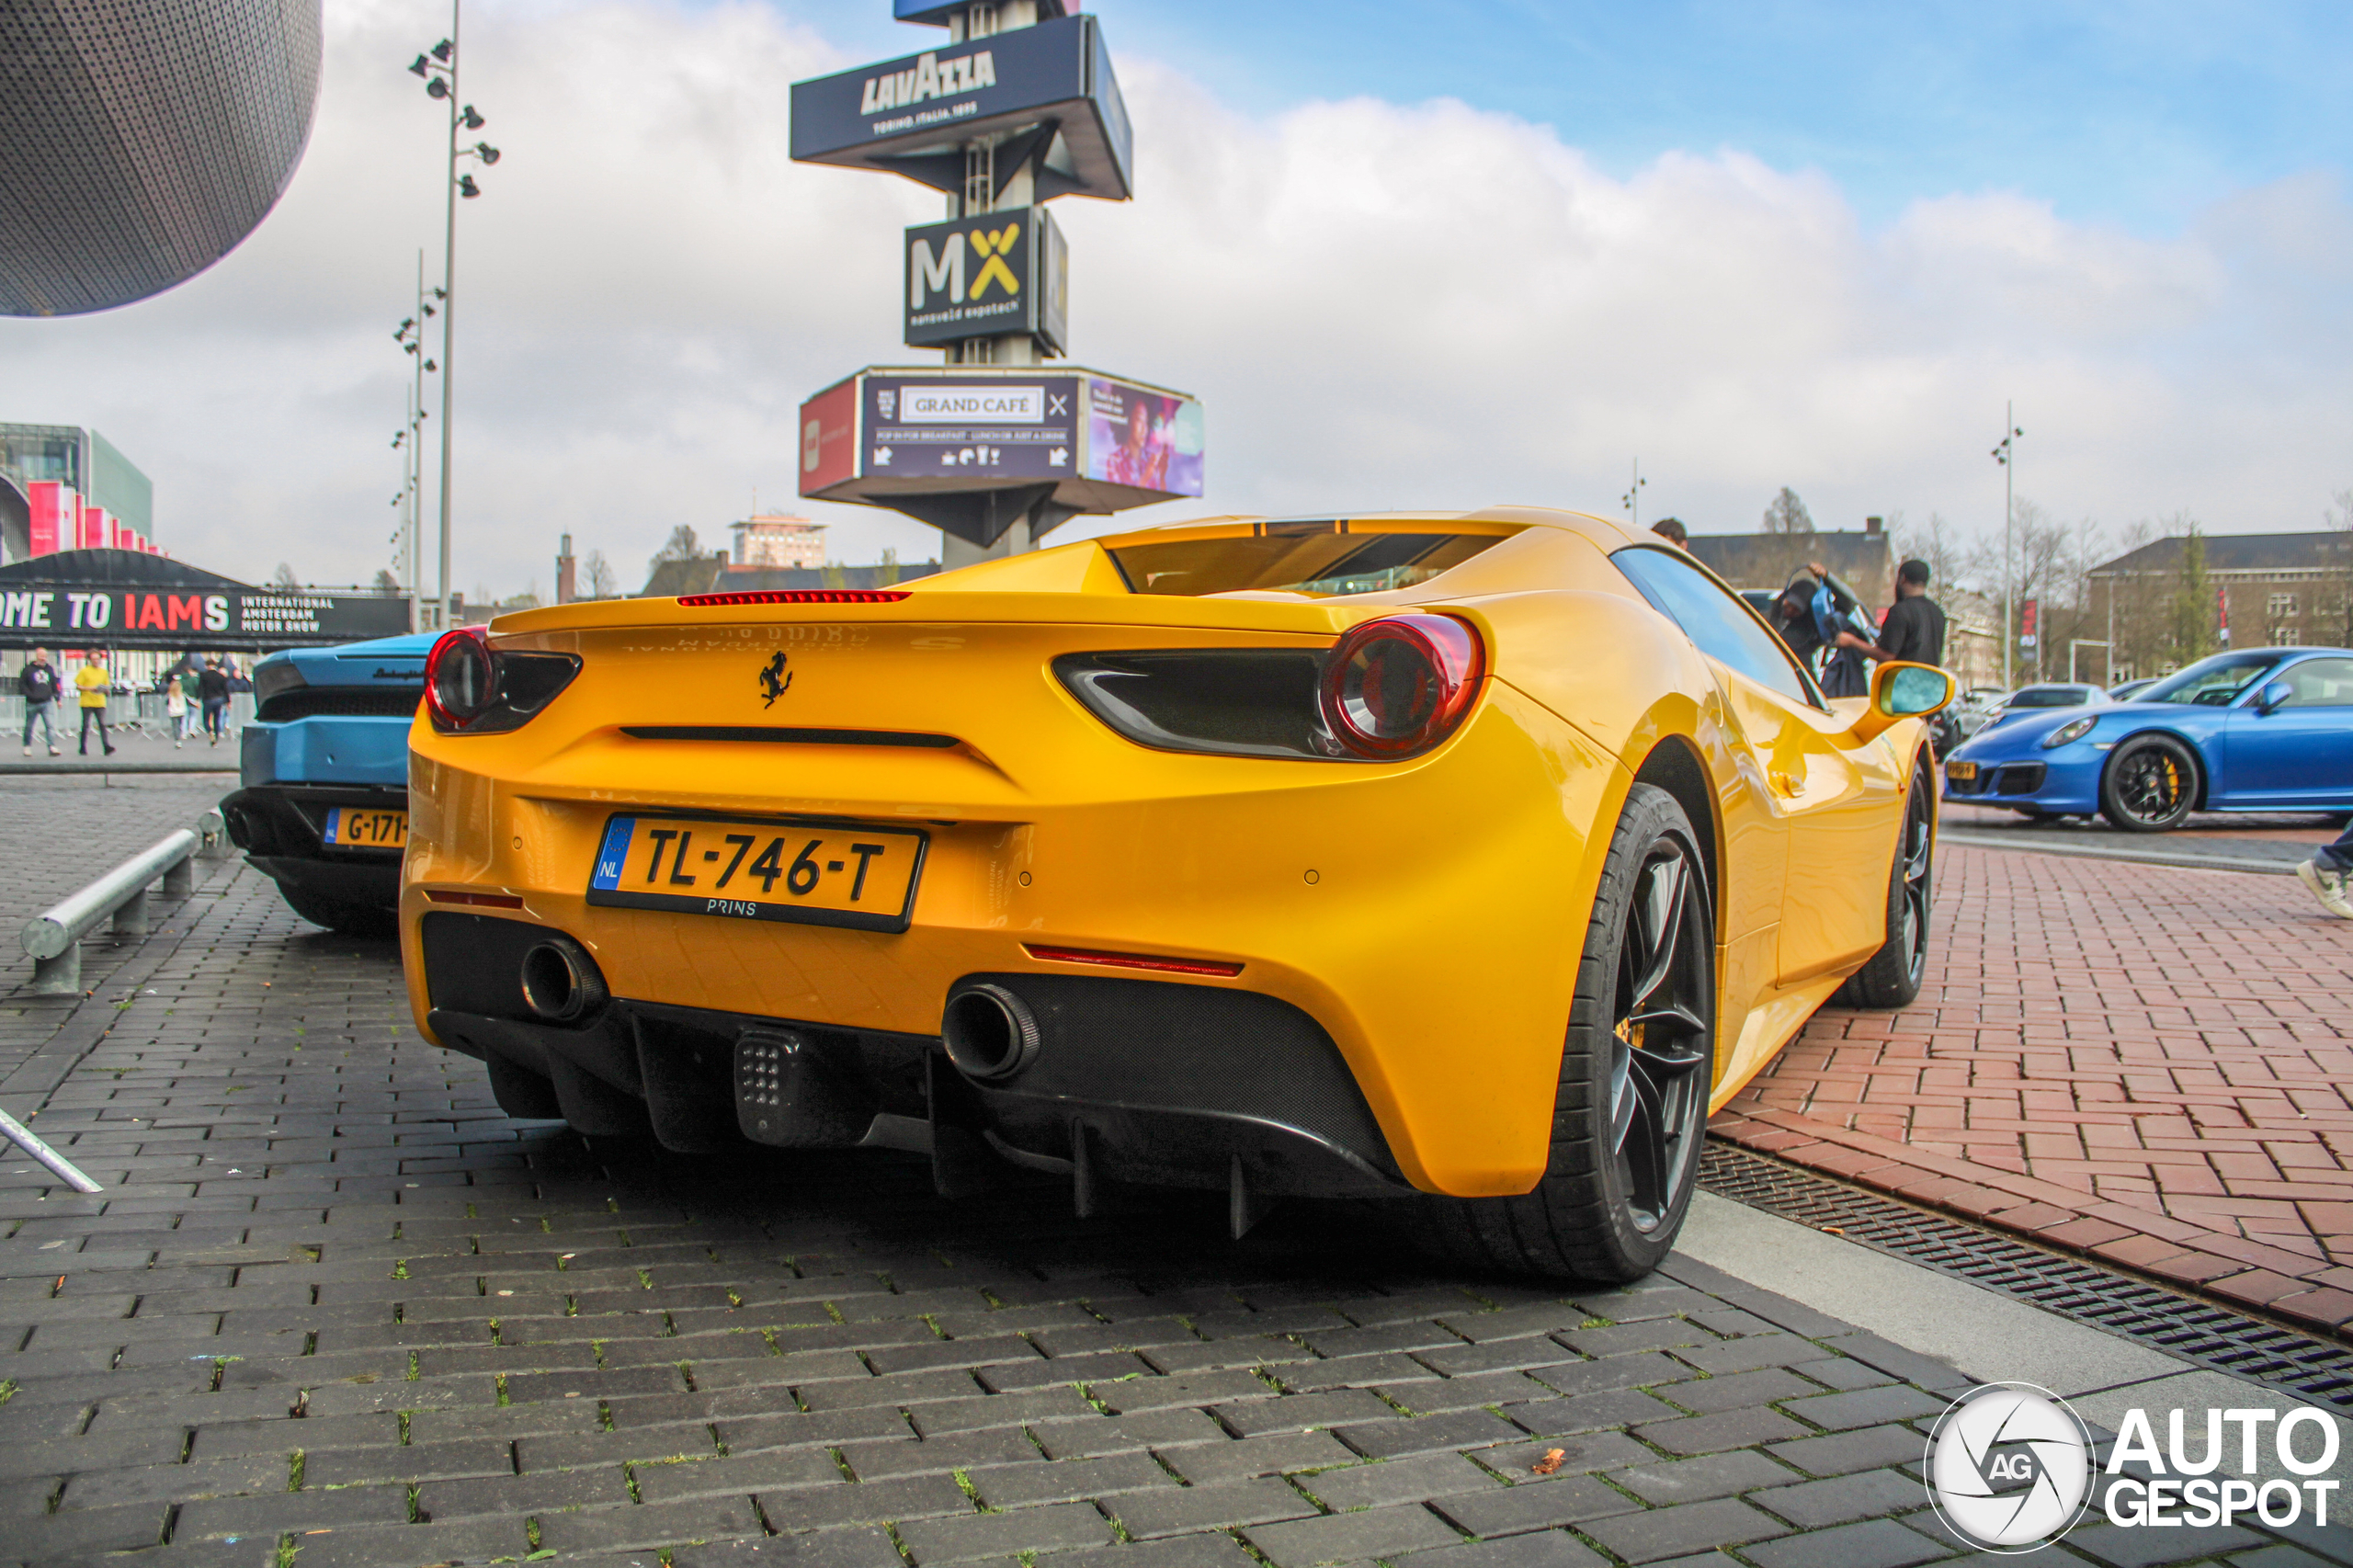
(222, 784), (406, 909)
(241, 713), (414, 788)
(422, 911), (1406, 1199)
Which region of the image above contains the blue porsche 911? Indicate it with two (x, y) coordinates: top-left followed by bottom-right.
(1943, 646), (2353, 830)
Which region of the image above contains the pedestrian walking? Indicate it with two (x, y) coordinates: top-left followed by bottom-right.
(164, 672), (189, 746)
(17, 647), (63, 756)
(74, 653), (117, 756)
(199, 657), (231, 745)
(2299, 825), (2353, 919)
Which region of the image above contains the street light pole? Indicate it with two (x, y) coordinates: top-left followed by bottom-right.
(1622, 459), (1645, 531)
(1990, 403), (2023, 690)
(406, 6), (496, 633)
(436, 0), (460, 634)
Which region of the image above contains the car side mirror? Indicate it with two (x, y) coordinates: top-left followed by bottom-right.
(1851, 661), (1956, 744)
(2256, 680), (2291, 715)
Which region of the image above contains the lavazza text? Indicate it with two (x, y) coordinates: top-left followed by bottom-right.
(860, 50), (995, 117)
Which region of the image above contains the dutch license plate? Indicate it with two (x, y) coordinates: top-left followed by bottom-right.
(585, 815), (926, 934)
(323, 807), (408, 848)
(1945, 761), (1978, 782)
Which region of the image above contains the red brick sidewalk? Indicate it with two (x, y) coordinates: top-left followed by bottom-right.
(1710, 844), (2353, 1338)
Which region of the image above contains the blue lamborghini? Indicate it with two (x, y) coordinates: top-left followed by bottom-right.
(1942, 646), (2353, 831)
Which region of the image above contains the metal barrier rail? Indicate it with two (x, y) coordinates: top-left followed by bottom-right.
(17, 812), (231, 996)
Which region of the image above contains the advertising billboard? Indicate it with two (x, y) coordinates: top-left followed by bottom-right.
(797, 376), (859, 494)
(863, 375), (1080, 483)
(904, 206), (1067, 351)
(1086, 376), (1205, 498)
(796, 367), (1203, 541)
(0, 551), (411, 650)
(790, 15), (1132, 202)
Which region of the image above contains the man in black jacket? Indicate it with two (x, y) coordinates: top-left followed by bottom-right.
(198, 658), (232, 745)
(18, 648), (62, 756)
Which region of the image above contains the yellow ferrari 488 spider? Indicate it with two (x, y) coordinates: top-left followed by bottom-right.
(402, 507), (1952, 1280)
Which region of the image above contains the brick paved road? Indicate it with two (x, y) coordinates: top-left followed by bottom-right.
(9, 858), (2322, 1568)
(0, 774), (238, 1085)
(1, 812), (2342, 1568)
(1715, 844), (2353, 1338)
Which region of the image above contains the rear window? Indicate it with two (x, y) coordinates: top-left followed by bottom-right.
(1109, 527), (1504, 598)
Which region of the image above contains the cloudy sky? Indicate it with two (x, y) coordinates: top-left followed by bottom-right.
(4, 0), (2348, 598)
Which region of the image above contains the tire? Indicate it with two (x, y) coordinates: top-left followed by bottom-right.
(2099, 734), (2198, 832)
(1406, 783), (1715, 1283)
(278, 883), (396, 937)
(1831, 764), (1933, 1009)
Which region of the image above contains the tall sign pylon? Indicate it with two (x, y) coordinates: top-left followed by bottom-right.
(790, 2), (1203, 567)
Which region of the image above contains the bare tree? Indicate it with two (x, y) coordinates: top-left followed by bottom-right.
(584, 551), (620, 600)
(371, 569), (401, 597)
(650, 526), (702, 571)
(271, 562), (301, 589)
(2169, 523), (2215, 665)
(1887, 511), (1972, 597)
(2324, 488), (2353, 649)
(1761, 488), (1814, 535)
(874, 547), (901, 589)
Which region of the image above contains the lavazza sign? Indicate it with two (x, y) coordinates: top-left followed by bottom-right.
(859, 48), (996, 119)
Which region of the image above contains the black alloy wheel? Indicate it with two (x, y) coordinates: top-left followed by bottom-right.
(1605, 836), (1713, 1234)
(2100, 734), (2199, 832)
(1833, 766), (1935, 1009)
(1405, 782), (1715, 1282)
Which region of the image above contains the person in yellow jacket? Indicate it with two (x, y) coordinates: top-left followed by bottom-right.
(74, 654), (117, 757)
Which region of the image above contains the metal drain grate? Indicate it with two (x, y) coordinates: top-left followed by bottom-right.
(1698, 1141), (2353, 1411)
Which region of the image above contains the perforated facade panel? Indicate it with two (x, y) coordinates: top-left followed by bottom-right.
(0, 0), (323, 316)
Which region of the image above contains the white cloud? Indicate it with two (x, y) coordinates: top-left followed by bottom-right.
(4, 0), (2347, 597)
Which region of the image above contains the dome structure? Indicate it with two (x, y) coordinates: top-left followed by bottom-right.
(0, 0), (323, 316)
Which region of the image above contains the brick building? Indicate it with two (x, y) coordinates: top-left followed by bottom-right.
(731, 515), (827, 569)
(2086, 530), (2353, 679)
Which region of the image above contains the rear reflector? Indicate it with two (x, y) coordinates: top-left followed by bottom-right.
(1024, 944), (1245, 978)
(676, 589), (912, 607)
(425, 889), (527, 909)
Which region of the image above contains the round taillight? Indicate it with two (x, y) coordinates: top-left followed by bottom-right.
(1317, 614), (1485, 760)
(424, 627), (495, 731)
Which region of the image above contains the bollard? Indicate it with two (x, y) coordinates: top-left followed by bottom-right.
(19, 827), (201, 996)
(197, 808), (232, 860)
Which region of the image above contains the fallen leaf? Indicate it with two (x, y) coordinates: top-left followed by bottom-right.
(1821, 1226), (1845, 1235)
(1531, 1448), (1565, 1475)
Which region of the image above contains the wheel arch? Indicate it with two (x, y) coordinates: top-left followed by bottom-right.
(1631, 734), (1722, 929)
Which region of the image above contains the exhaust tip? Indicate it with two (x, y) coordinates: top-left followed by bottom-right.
(519, 937), (608, 1023)
(941, 983), (1040, 1082)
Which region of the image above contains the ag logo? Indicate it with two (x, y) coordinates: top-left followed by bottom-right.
(1926, 1382), (2094, 1552)
(757, 652), (791, 709)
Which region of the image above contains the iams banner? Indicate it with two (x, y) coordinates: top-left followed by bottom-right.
(0, 551), (410, 649)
